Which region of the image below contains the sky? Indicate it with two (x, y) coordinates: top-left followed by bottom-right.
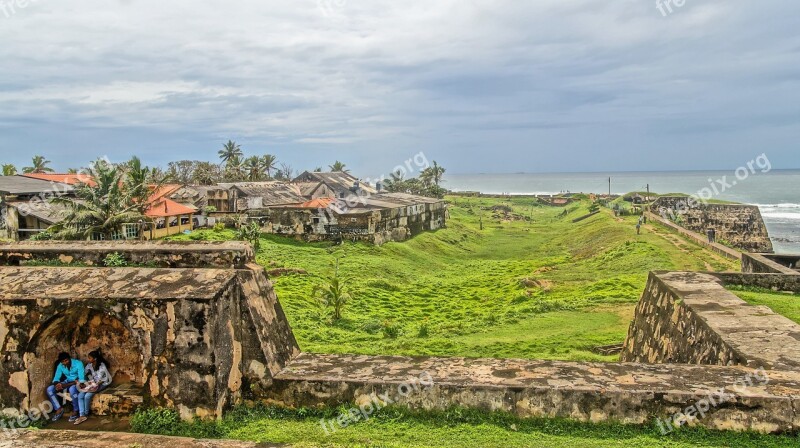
(0, 0), (798, 176)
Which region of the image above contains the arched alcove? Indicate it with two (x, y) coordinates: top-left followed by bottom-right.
(25, 308), (145, 406)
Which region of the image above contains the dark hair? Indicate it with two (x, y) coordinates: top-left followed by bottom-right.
(57, 352), (70, 363)
(88, 349), (110, 371)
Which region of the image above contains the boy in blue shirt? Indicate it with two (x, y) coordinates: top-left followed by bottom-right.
(46, 352), (85, 422)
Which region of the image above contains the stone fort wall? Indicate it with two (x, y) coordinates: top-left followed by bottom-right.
(1, 243), (800, 434)
(650, 197), (773, 253)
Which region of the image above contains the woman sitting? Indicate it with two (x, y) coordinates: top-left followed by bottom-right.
(74, 350), (112, 425)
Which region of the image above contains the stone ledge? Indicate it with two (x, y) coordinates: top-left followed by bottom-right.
(0, 267), (237, 301)
(269, 353), (800, 432)
(0, 429), (279, 447)
(0, 241), (255, 269)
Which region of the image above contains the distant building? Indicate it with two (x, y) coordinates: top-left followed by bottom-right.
(0, 176), (74, 240)
(218, 182), (307, 212)
(292, 171), (377, 199)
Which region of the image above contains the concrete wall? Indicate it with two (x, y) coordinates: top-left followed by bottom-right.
(651, 197), (773, 253)
(622, 271), (800, 371)
(268, 353), (800, 434)
(742, 253), (800, 274)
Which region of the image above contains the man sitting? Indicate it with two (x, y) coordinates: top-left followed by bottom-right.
(45, 352), (86, 422)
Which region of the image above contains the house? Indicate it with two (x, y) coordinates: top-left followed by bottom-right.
(144, 197), (196, 239)
(248, 192), (447, 245)
(0, 176), (74, 240)
(292, 171), (377, 199)
(218, 182), (306, 212)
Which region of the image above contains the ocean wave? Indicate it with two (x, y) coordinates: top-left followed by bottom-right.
(756, 203), (800, 209)
(761, 212), (800, 221)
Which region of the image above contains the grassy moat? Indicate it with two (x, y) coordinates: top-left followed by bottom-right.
(171, 195), (737, 361)
(153, 197), (800, 447)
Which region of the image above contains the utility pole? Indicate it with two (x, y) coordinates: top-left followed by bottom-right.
(608, 177), (611, 196)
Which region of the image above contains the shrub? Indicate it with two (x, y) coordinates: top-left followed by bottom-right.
(361, 319), (383, 334)
(382, 320), (401, 339)
(103, 252), (128, 267)
(416, 321), (430, 338)
(131, 408), (182, 435)
(30, 230), (54, 241)
(213, 222), (226, 232)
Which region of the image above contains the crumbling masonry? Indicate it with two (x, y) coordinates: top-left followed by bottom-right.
(1, 241), (799, 433)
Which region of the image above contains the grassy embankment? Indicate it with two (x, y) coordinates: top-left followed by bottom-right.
(169, 196), (737, 361)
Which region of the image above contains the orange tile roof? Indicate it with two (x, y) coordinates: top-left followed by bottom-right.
(145, 198), (196, 218)
(296, 198), (335, 208)
(147, 184), (182, 203)
(22, 173), (96, 186)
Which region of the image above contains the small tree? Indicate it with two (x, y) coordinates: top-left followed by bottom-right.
(236, 221), (262, 251)
(313, 259), (351, 321)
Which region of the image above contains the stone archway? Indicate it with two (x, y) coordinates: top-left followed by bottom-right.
(25, 308), (145, 406)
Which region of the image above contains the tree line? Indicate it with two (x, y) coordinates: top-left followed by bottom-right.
(1, 140), (448, 199)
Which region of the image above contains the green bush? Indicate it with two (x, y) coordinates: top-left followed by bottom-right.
(131, 408), (182, 435)
(382, 320), (402, 339)
(103, 252), (128, 267)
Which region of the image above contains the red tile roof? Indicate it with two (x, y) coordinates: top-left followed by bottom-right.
(145, 198), (196, 218)
(296, 198), (335, 208)
(22, 173), (96, 186)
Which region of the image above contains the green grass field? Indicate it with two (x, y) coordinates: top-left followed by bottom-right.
(131, 404), (799, 448)
(169, 196), (737, 361)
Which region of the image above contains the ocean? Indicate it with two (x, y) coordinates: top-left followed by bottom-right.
(445, 170), (800, 254)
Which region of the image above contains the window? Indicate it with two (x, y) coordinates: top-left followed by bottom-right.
(312, 217), (320, 224)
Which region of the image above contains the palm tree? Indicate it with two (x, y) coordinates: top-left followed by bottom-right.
(122, 156), (161, 214)
(429, 161), (446, 186)
(22, 155), (55, 174)
(218, 140), (243, 166)
(1, 164), (16, 176)
(224, 155), (245, 181)
(260, 154), (278, 179)
(383, 169), (406, 192)
(329, 161), (348, 172)
(50, 159), (148, 240)
(313, 259), (351, 321)
(244, 156), (262, 181)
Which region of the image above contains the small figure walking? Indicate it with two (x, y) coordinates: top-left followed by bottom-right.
(636, 221), (641, 235)
(707, 228), (716, 244)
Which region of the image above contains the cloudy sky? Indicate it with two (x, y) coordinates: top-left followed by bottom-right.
(0, 0), (798, 175)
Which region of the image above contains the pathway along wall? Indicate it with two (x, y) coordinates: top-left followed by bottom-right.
(650, 197), (773, 253)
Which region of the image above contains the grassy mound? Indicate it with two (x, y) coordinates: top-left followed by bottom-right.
(169, 196), (737, 361)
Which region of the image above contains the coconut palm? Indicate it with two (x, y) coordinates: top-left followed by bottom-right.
(313, 259), (351, 321)
(1, 164), (16, 176)
(22, 155), (55, 174)
(260, 154), (278, 179)
(429, 161), (446, 186)
(218, 140), (243, 166)
(223, 155), (245, 181)
(244, 156), (262, 181)
(122, 156), (161, 214)
(329, 161), (348, 172)
(50, 159), (148, 240)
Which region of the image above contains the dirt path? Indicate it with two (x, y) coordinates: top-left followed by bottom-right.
(645, 224), (720, 271)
